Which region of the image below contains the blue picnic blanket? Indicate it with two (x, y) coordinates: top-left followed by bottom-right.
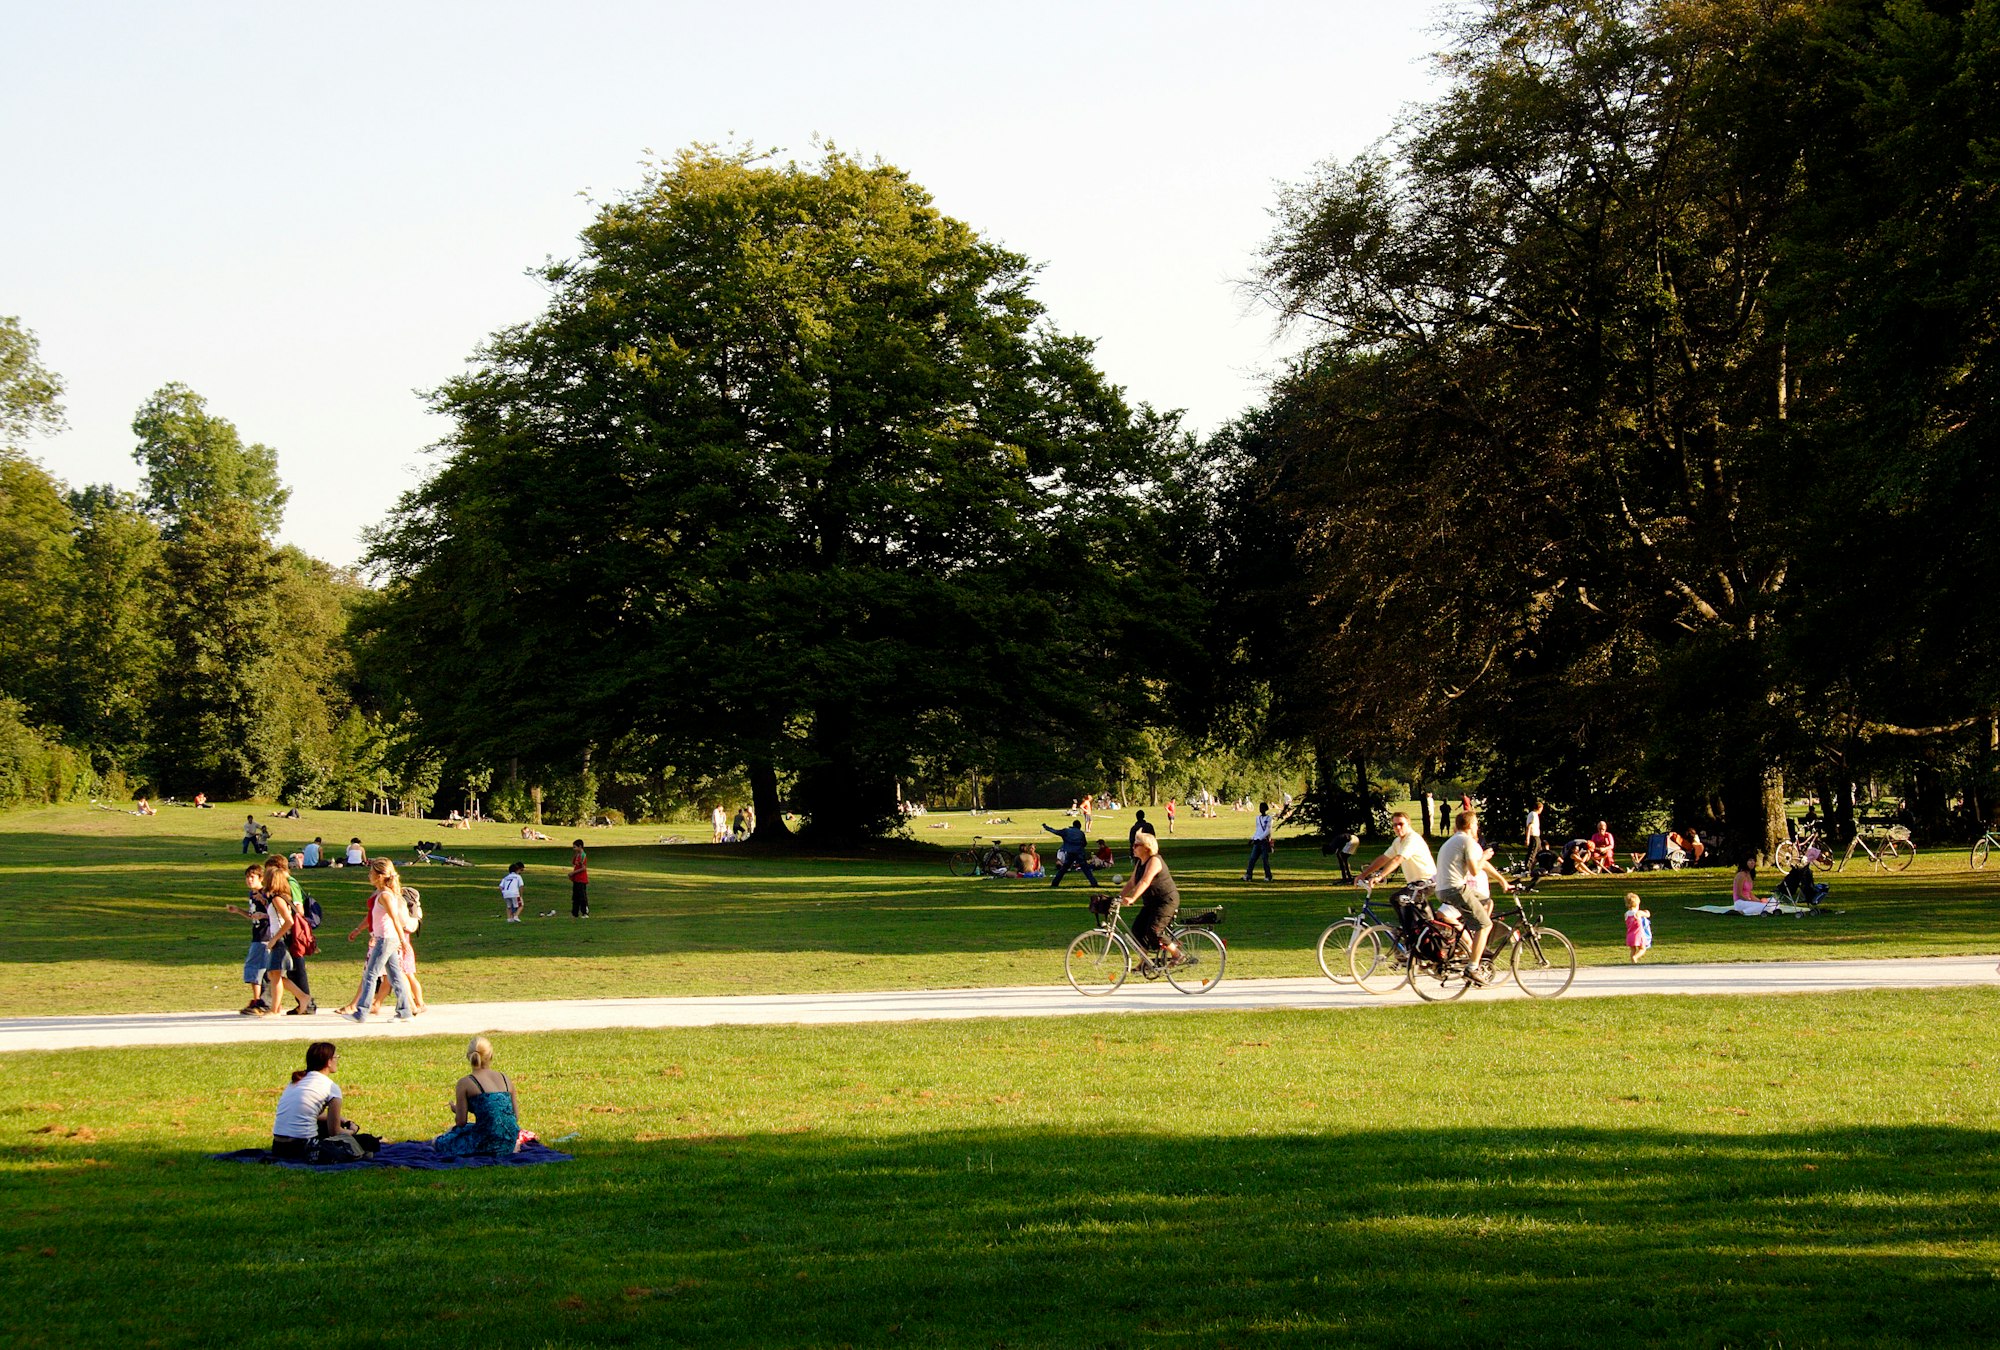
(212, 1139), (574, 1171)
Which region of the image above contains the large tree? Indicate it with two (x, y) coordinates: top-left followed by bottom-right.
(1244, 0), (1999, 855)
(368, 147), (1198, 840)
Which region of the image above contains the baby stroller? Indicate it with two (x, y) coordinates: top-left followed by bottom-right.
(1635, 833), (1687, 871)
(1773, 864), (1831, 911)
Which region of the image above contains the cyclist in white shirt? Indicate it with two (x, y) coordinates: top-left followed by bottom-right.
(1354, 812), (1437, 891)
(1434, 808), (1512, 983)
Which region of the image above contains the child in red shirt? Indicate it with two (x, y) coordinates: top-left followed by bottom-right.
(569, 840), (589, 918)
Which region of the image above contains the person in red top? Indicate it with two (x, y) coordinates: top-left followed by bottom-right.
(569, 840), (590, 918)
(1587, 821), (1620, 872)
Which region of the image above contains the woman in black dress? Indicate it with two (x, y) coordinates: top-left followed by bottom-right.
(1121, 831), (1181, 967)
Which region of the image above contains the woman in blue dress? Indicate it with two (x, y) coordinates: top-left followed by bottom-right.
(434, 1036), (521, 1157)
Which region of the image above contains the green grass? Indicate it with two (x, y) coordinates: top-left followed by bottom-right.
(2, 988), (1997, 1347)
(1, 802), (1996, 1016)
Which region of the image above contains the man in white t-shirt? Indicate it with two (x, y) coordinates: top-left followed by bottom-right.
(1355, 813), (1437, 891)
(1524, 801), (1543, 857)
(1243, 802), (1276, 881)
(1435, 809), (1512, 983)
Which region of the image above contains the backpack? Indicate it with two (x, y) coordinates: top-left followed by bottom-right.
(402, 887), (423, 934)
(301, 893), (324, 929)
(286, 893), (320, 959)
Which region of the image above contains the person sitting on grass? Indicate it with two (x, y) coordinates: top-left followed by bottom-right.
(1731, 858), (1773, 915)
(271, 1041), (359, 1161)
(1587, 821), (1621, 872)
(343, 837), (367, 867)
(1093, 839), (1116, 870)
(301, 837), (324, 868)
(1017, 843), (1044, 879)
(435, 1036), (523, 1158)
(135, 797), (156, 816)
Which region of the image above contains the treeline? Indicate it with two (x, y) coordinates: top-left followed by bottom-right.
(1218, 0), (2000, 852)
(0, 335), (389, 811)
(6, 0), (1994, 848)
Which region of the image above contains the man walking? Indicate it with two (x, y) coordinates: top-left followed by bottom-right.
(1128, 809), (1152, 852)
(1042, 819), (1097, 887)
(1243, 802), (1275, 881)
(1524, 800), (1544, 859)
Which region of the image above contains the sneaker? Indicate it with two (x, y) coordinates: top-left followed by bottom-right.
(238, 1000), (268, 1017)
(350, 1010), (368, 1023)
(1466, 967), (1489, 986)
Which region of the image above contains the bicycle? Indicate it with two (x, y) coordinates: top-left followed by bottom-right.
(948, 836), (1015, 878)
(1837, 824), (1915, 873)
(1346, 887), (1576, 1000)
(1970, 826), (1999, 871)
(1772, 824), (1828, 872)
(1064, 893), (1226, 995)
(1314, 877), (1407, 983)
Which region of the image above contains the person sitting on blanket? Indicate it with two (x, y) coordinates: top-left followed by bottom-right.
(435, 1036), (522, 1158)
(272, 1041), (360, 1161)
(1731, 859), (1774, 915)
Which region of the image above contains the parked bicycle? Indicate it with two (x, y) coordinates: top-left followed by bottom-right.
(1064, 893), (1225, 995)
(1970, 826), (1999, 871)
(948, 836), (1015, 878)
(1837, 823), (1915, 873)
(1346, 887), (1575, 1000)
(1772, 824), (1829, 872)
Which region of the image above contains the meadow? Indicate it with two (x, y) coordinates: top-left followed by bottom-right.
(2, 988), (1996, 1347)
(0, 802), (1994, 1017)
(2, 806), (1997, 1347)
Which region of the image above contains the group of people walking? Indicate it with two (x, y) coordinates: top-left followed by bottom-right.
(228, 855), (424, 1021)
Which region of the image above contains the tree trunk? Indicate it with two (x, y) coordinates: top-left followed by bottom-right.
(747, 761), (788, 845)
(1721, 767), (1787, 864)
(1834, 775), (1857, 842)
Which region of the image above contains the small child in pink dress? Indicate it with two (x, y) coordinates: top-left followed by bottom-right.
(1624, 892), (1653, 962)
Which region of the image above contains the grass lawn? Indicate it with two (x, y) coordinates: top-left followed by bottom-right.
(1, 803), (1996, 1016)
(2, 987), (1996, 1347)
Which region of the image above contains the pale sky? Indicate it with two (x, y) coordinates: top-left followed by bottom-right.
(2, 1), (1448, 567)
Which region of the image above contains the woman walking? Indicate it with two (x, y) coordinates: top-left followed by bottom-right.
(342, 859), (415, 1022)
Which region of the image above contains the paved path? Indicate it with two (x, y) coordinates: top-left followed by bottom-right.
(3, 954), (1995, 1054)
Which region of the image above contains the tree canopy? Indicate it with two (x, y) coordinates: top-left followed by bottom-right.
(367, 146), (1201, 840)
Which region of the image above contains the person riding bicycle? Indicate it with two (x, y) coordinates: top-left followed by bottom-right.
(1120, 831), (1181, 969)
(1353, 812), (1436, 897)
(1042, 819), (1098, 887)
(1434, 808), (1511, 985)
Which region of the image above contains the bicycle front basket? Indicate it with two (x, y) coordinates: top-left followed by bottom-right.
(1089, 893), (1114, 917)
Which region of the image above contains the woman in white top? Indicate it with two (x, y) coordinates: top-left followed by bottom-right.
(271, 1041), (353, 1159)
(344, 838), (367, 867)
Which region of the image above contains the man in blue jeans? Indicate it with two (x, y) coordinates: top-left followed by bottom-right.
(1042, 819), (1098, 887)
(1243, 802), (1275, 881)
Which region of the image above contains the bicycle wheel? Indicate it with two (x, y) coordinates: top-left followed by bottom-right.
(1065, 929), (1130, 995)
(1837, 837), (1859, 873)
(1316, 919), (1360, 983)
(1882, 839), (1916, 872)
(1772, 841), (1799, 871)
(1348, 924), (1409, 994)
(1408, 944), (1469, 1002)
(1165, 928), (1226, 994)
(1973, 837), (1992, 871)
(1510, 926), (1577, 998)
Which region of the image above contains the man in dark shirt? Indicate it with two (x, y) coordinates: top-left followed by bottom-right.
(1128, 809), (1152, 852)
(1042, 819), (1098, 887)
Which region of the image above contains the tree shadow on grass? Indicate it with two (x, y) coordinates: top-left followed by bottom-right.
(5, 1125), (1996, 1348)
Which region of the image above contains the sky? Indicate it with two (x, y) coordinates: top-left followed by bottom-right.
(1, 1), (1449, 568)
